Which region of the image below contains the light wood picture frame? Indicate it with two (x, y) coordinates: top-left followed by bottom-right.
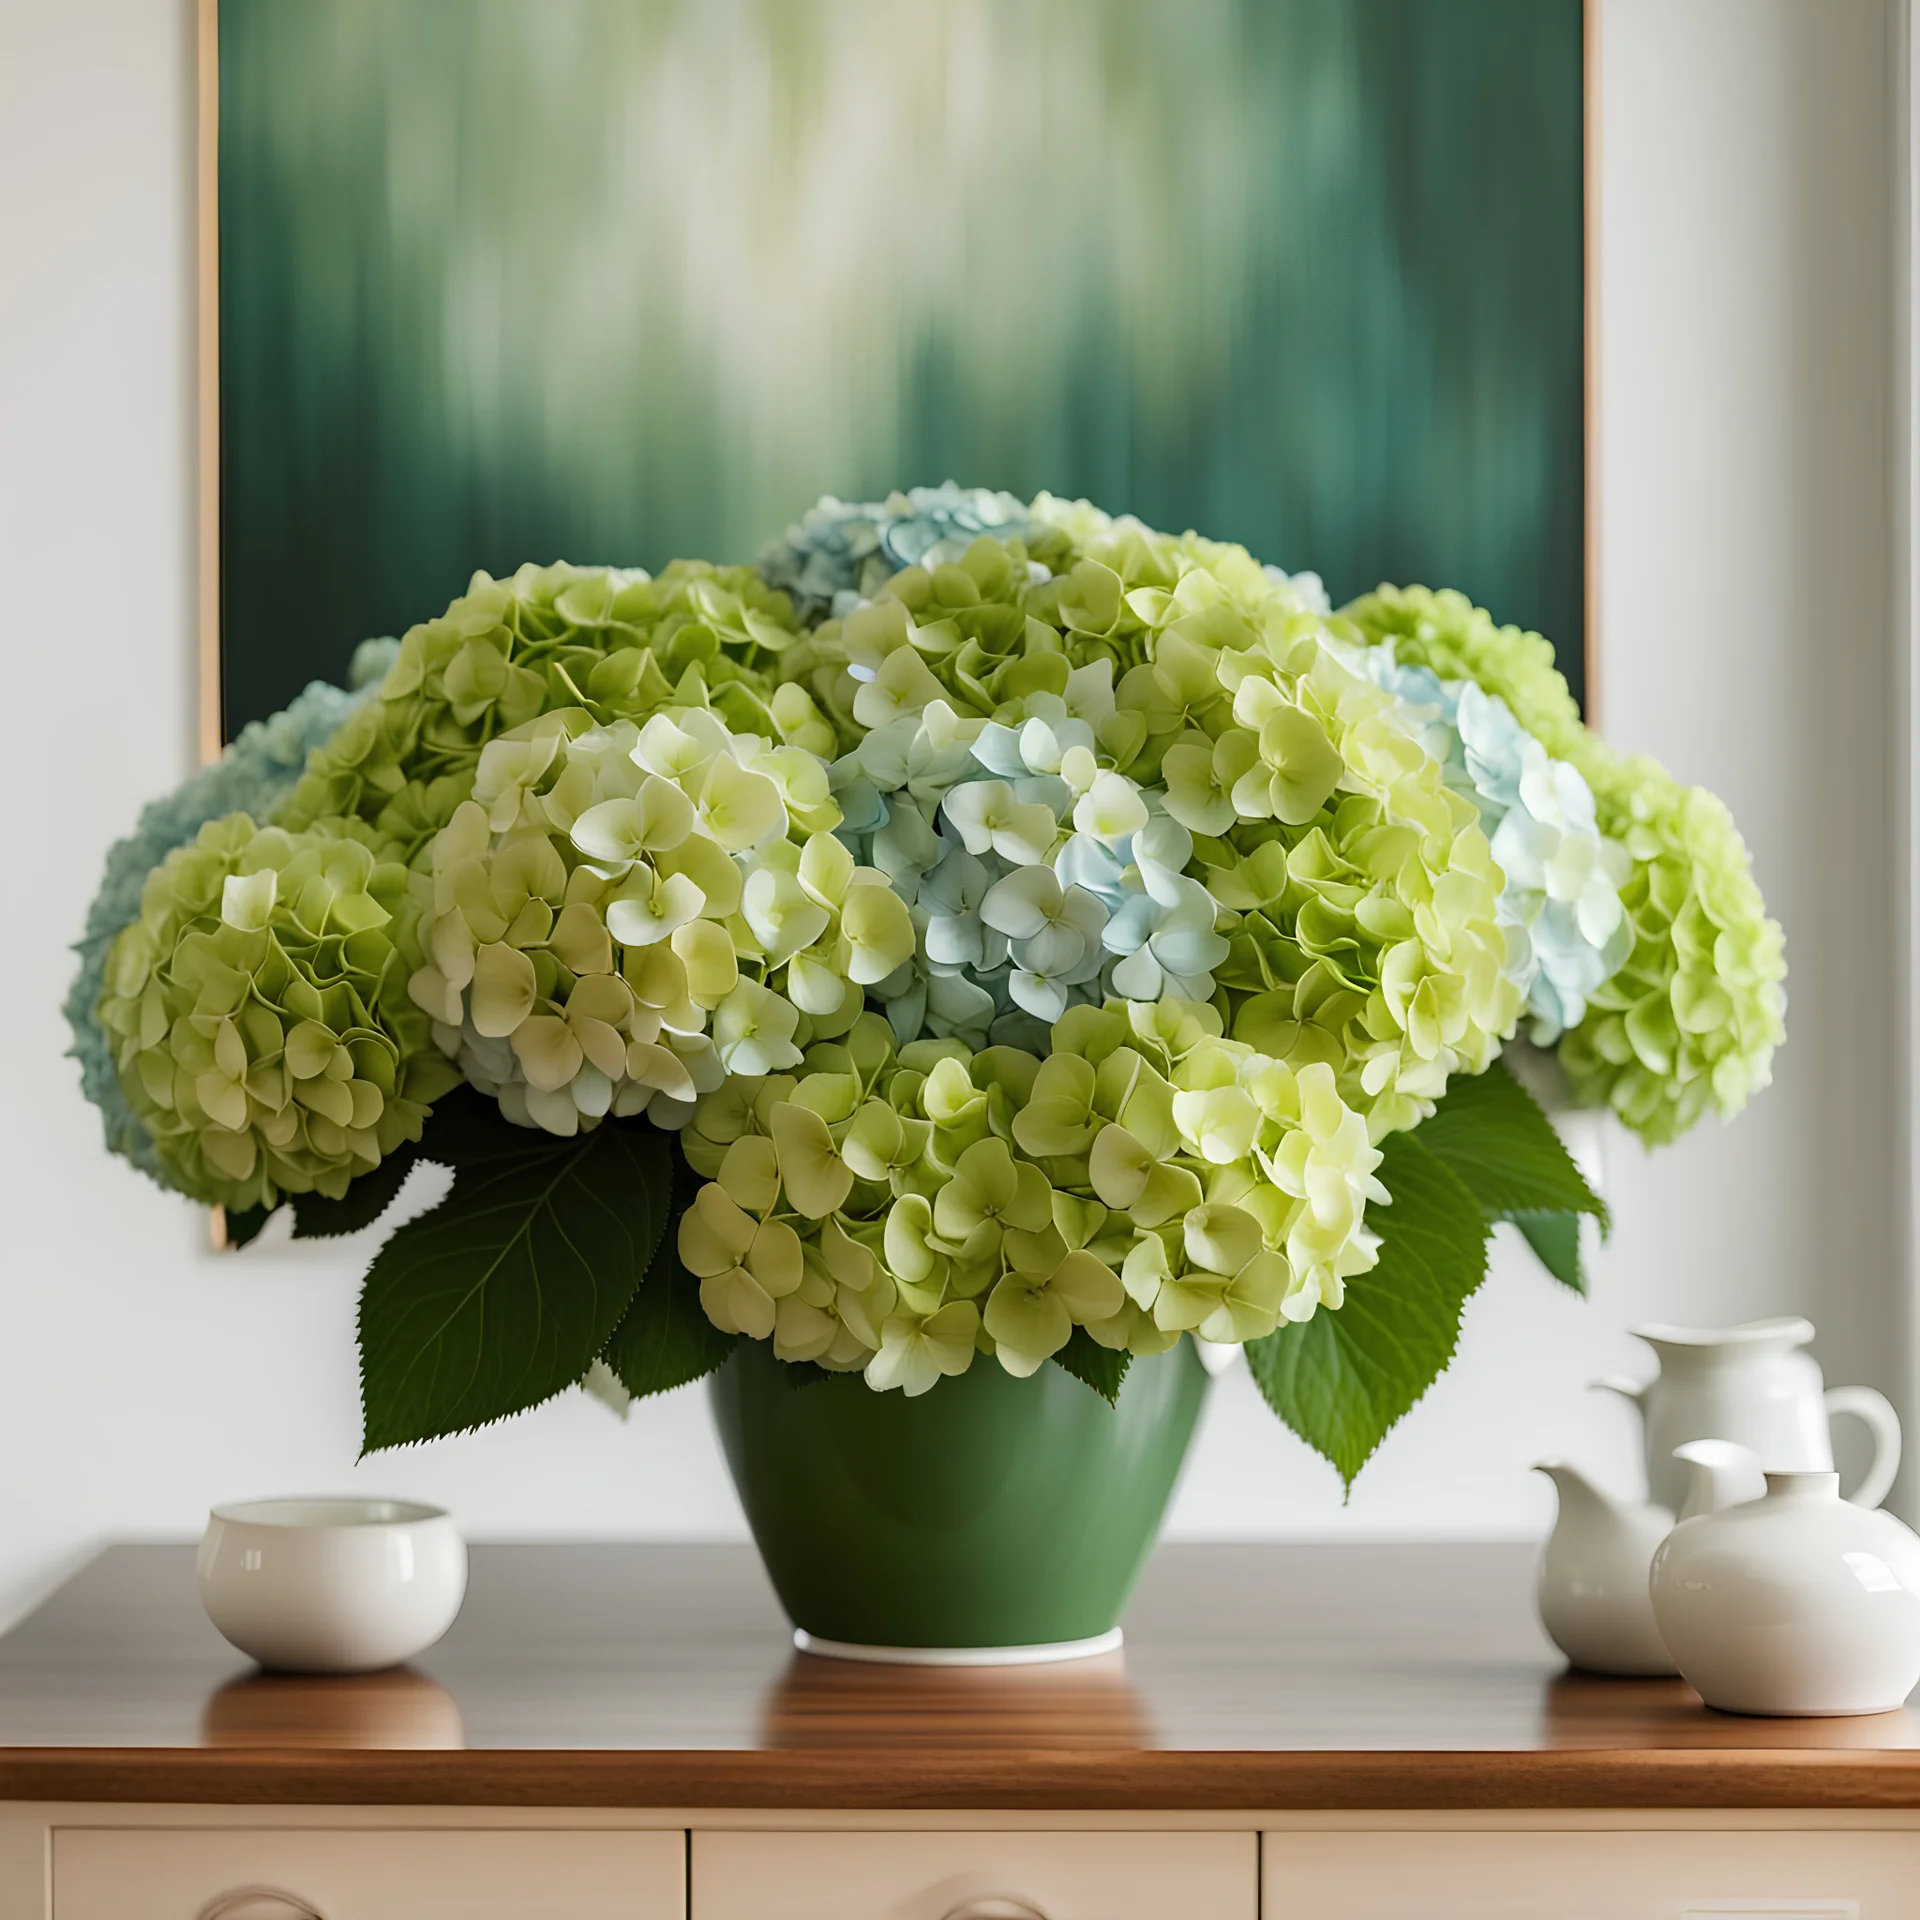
(195, 0), (1597, 763)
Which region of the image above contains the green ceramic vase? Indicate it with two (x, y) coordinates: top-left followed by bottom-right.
(710, 1336), (1209, 1651)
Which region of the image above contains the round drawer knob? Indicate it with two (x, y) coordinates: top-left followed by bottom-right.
(199, 1890), (327, 1920)
(940, 1900), (1049, 1920)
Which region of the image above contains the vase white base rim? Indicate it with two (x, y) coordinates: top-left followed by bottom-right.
(792, 1628), (1124, 1667)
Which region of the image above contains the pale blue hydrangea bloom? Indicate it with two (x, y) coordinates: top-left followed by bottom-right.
(758, 484), (1032, 620)
(834, 676), (1229, 1051)
(64, 641), (397, 1181)
(1345, 640), (1631, 1040)
(1261, 562), (1332, 614)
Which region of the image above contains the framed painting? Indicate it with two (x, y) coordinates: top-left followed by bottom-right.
(198, 0), (1591, 758)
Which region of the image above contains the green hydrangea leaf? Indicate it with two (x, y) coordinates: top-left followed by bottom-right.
(357, 1114), (673, 1452)
(773, 1357), (836, 1393)
(1245, 1133), (1488, 1490)
(1410, 1057), (1608, 1244)
(603, 1172), (741, 1402)
(410, 1084), (542, 1171)
(290, 1144), (419, 1240)
(221, 1204), (275, 1249)
(1051, 1328), (1132, 1406)
(1509, 1207), (1585, 1293)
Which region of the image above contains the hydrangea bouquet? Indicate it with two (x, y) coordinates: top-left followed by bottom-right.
(69, 488), (1785, 1486)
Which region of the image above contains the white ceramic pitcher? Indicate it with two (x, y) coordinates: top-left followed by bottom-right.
(1596, 1317), (1900, 1515)
(1529, 1443), (1765, 1677)
(1531, 1461), (1677, 1675)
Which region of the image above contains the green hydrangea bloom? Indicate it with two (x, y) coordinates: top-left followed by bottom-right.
(1556, 755), (1786, 1143)
(65, 653), (395, 1184)
(771, 532), (1070, 756)
(95, 814), (459, 1210)
(783, 508), (1522, 1136)
(1339, 584), (1786, 1144)
(1340, 584), (1586, 761)
(277, 562), (819, 862)
(406, 705), (912, 1137)
(677, 1000), (1389, 1387)
(1081, 527), (1520, 1133)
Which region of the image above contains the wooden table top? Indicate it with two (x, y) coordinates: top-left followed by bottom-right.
(2, 1542), (1918, 1810)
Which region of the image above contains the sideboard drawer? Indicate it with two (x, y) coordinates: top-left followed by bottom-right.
(1263, 1830), (1920, 1918)
(52, 1827), (683, 1919)
(693, 1830), (1256, 1919)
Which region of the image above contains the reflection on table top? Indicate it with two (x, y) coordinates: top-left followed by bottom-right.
(2, 1543), (1918, 1809)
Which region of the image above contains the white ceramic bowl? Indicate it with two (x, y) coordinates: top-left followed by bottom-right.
(196, 1498), (467, 1675)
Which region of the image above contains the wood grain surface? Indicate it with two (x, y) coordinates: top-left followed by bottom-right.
(1, 1543), (1916, 1809)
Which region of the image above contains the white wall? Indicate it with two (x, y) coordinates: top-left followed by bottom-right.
(0, 0), (1902, 1629)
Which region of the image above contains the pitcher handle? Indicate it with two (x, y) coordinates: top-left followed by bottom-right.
(1825, 1384), (1902, 1508)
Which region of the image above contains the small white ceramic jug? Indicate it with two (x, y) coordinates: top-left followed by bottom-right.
(1649, 1470), (1920, 1715)
(1532, 1462), (1678, 1676)
(1532, 1445), (1765, 1676)
(1595, 1318), (1900, 1515)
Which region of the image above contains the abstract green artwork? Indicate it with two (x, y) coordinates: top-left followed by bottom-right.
(216, 0), (1584, 739)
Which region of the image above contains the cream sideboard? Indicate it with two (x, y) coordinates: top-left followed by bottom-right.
(4, 1545), (1920, 1919)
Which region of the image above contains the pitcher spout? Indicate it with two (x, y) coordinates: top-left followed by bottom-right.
(1532, 1458), (1654, 1531)
(1673, 1438), (1766, 1521)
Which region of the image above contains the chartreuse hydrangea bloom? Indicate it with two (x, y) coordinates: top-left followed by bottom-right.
(1052, 520), (1521, 1134)
(776, 506), (1521, 1125)
(278, 562), (827, 861)
(407, 705), (916, 1136)
(67, 650), (397, 1184)
(1557, 754), (1786, 1143)
(93, 814), (457, 1211)
(1341, 586), (1786, 1144)
(677, 998), (1387, 1389)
